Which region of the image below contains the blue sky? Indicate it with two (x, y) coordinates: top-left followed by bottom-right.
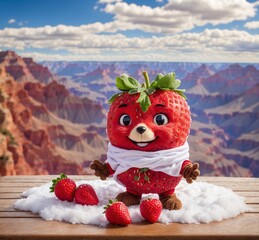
(0, 0), (259, 62)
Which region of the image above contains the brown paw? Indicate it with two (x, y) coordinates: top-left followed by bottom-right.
(116, 192), (141, 206)
(90, 160), (109, 180)
(183, 162), (200, 184)
(159, 193), (182, 210)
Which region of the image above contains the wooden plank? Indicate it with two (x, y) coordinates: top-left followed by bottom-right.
(1, 184), (258, 193)
(0, 186), (37, 193)
(2, 175), (257, 184)
(199, 177), (259, 183)
(1, 176), (258, 185)
(0, 193), (23, 199)
(0, 176), (249, 180)
(0, 175), (97, 182)
(244, 197), (259, 204)
(0, 182), (47, 187)
(0, 214), (258, 240)
(198, 183), (259, 192)
(1, 175), (258, 185)
(0, 178), (54, 183)
(247, 204), (259, 213)
(237, 192), (259, 197)
(0, 211), (40, 218)
(0, 199), (17, 211)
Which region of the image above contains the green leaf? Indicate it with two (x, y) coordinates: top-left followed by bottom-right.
(136, 92), (151, 112)
(172, 79), (181, 89)
(146, 87), (156, 95)
(174, 89), (187, 99)
(128, 89), (138, 94)
(108, 93), (121, 104)
(128, 77), (141, 88)
(136, 92), (146, 103)
(154, 73), (164, 82)
(128, 87), (145, 94)
(60, 173), (67, 179)
(157, 72), (176, 89)
(116, 74), (140, 91)
(116, 76), (129, 91)
(149, 80), (158, 89)
(137, 87), (146, 93)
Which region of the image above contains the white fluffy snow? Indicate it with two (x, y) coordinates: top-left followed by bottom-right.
(14, 179), (249, 226)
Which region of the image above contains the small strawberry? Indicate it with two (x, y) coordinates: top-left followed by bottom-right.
(104, 199), (132, 226)
(140, 198), (162, 223)
(74, 184), (99, 205)
(50, 173), (76, 202)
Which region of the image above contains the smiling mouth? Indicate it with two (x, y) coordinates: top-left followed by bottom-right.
(128, 137), (158, 147)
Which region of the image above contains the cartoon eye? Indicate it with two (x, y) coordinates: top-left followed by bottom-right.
(119, 114), (131, 126)
(154, 114), (168, 125)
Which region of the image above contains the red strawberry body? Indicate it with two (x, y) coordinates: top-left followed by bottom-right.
(140, 198), (162, 223)
(50, 174), (76, 202)
(117, 168), (182, 195)
(75, 184), (99, 205)
(104, 200), (132, 226)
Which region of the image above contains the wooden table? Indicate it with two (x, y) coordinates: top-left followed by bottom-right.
(0, 175), (258, 240)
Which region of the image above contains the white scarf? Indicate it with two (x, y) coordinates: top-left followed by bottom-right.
(105, 142), (189, 183)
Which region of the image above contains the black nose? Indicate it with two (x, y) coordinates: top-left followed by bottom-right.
(136, 126), (146, 134)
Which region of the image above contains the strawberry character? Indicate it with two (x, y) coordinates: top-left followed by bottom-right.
(91, 71), (200, 210)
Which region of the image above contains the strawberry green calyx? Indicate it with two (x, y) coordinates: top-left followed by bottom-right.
(108, 71), (186, 112)
(50, 173), (67, 193)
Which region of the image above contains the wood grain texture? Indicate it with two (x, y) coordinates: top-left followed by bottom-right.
(0, 176), (259, 240)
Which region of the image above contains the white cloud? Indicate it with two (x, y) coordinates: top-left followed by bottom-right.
(104, 2), (194, 34)
(8, 19), (16, 24)
(1, 24), (258, 62)
(244, 21), (259, 29)
(165, 0), (256, 24)
(103, 0), (257, 34)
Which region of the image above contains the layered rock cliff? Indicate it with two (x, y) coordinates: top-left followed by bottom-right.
(0, 51), (107, 176)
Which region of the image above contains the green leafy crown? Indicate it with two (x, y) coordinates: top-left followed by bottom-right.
(108, 71), (186, 112)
